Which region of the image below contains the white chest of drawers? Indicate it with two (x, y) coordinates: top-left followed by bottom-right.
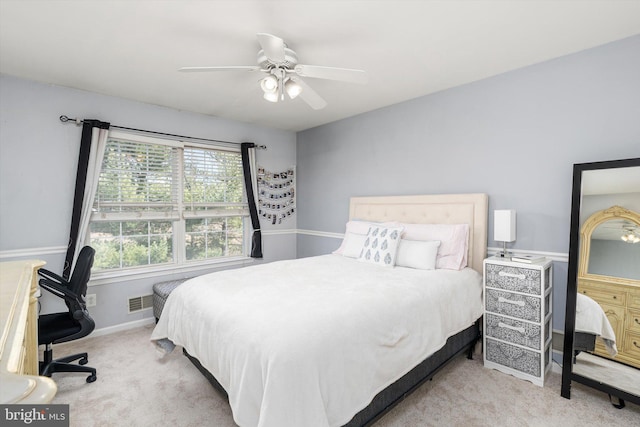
(483, 256), (553, 386)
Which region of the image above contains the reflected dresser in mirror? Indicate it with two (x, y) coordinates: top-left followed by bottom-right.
(578, 206), (640, 368)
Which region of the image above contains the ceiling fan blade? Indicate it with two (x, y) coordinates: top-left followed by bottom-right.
(256, 33), (286, 63)
(292, 78), (327, 110)
(294, 65), (367, 84)
(179, 66), (260, 72)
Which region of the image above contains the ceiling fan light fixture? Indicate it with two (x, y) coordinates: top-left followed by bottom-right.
(263, 91), (279, 103)
(260, 75), (278, 93)
(284, 79), (302, 99)
(621, 232), (640, 243)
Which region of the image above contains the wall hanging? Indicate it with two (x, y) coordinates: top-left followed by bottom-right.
(257, 166), (295, 225)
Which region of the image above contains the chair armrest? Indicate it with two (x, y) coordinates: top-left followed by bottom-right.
(39, 277), (79, 302)
(37, 268), (66, 285)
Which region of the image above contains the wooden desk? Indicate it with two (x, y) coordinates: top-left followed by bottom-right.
(0, 260), (57, 403)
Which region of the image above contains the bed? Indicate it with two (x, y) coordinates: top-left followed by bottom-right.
(151, 193), (488, 426)
(573, 293), (617, 356)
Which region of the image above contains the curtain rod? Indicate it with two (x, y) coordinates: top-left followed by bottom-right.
(59, 115), (267, 149)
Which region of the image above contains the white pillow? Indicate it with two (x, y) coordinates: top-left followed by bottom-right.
(333, 220), (397, 255)
(358, 225), (403, 267)
(399, 223), (469, 270)
(342, 233), (368, 258)
(395, 240), (441, 270)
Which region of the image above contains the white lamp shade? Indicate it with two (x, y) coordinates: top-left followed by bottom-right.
(284, 79), (302, 99)
(263, 91), (279, 103)
(260, 75), (278, 93)
(494, 210), (516, 242)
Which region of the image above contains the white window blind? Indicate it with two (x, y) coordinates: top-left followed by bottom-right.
(93, 138), (180, 221)
(182, 147), (248, 218)
(89, 133), (249, 272)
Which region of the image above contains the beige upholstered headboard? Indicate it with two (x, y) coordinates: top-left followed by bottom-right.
(349, 194), (488, 273)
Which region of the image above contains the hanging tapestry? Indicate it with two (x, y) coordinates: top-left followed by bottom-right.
(257, 166), (295, 225)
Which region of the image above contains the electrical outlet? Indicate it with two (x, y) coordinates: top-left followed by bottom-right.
(86, 294), (97, 307)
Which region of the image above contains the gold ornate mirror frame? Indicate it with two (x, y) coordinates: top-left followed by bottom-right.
(578, 205), (640, 286)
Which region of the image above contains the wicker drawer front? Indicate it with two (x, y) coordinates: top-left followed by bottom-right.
(485, 263), (542, 295)
(485, 289), (541, 322)
(485, 313), (541, 350)
(486, 338), (541, 377)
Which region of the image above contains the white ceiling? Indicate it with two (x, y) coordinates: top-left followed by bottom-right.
(582, 167), (640, 195)
(1, 1), (639, 132)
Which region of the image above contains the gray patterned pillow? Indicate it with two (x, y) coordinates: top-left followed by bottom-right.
(358, 225), (404, 267)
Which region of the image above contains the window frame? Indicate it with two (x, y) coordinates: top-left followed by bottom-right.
(87, 131), (252, 283)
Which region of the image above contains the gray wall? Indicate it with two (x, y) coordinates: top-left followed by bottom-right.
(296, 35), (640, 333)
(581, 193), (640, 224)
(589, 239), (640, 280)
(0, 74), (297, 329)
(1, 36), (639, 333)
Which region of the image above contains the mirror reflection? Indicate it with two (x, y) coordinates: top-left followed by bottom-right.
(587, 218), (640, 280)
(576, 205), (640, 370)
(562, 161), (640, 407)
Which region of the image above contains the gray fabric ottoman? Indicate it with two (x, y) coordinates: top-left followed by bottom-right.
(153, 278), (190, 321)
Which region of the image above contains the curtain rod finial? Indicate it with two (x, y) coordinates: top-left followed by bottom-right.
(59, 115), (83, 126)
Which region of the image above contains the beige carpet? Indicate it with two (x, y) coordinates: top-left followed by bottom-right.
(50, 324), (639, 426)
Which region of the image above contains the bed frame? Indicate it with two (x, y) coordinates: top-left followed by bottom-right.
(185, 193), (488, 426)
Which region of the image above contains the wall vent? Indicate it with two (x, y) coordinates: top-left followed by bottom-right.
(128, 294), (153, 313)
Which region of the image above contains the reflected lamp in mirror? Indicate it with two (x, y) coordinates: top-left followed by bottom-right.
(494, 209), (516, 257)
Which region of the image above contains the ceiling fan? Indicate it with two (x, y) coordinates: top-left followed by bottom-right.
(595, 219), (640, 243)
(179, 33), (367, 110)
(620, 224), (640, 243)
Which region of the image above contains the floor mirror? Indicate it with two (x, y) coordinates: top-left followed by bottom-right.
(561, 157), (640, 408)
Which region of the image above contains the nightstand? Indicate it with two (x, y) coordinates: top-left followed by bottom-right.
(483, 256), (553, 386)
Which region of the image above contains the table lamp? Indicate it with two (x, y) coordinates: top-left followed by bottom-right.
(494, 210), (516, 257)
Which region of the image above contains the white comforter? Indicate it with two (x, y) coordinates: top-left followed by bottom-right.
(151, 255), (483, 427)
(575, 293), (618, 356)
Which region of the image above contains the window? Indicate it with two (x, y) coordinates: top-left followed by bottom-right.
(89, 132), (248, 272)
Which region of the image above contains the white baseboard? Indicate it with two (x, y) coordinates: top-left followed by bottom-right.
(552, 349), (564, 373)
(54, 316), (155, 349)
(89, 317), (155, 338)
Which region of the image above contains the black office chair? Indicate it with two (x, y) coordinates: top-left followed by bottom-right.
(38, 246), (97, 383)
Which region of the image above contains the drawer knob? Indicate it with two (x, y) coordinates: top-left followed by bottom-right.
(498, 322), (525, 334)
(498, 296), (526, 307)
(634, 341), (640, 350)
(635, 318), (640, 325)
(499, 271), (526, 280)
